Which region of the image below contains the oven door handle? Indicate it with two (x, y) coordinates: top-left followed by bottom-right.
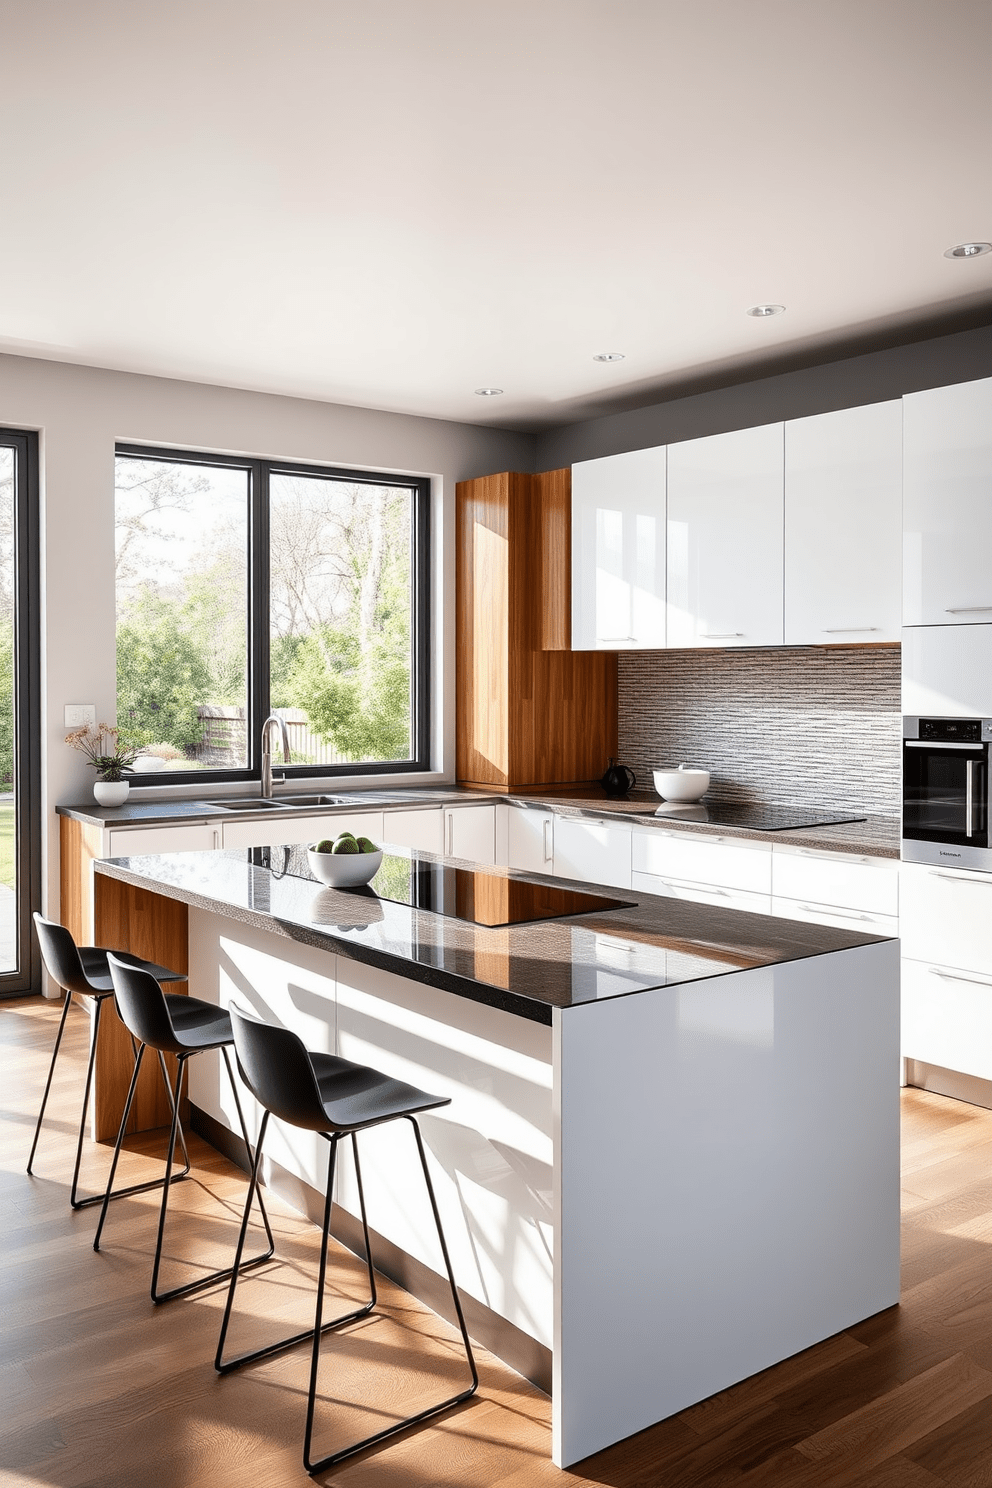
(903, 741), (985, 751)
(966, 759), (975, 838)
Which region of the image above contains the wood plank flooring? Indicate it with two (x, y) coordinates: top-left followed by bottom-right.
(4, 994), (992, 1487)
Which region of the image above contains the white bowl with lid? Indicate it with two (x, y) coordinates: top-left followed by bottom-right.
(652, 766), (710, 802)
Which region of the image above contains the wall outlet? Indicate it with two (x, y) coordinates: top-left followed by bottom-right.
(64, 704), (96, 729)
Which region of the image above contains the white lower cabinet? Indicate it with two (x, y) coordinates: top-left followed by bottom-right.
(771, 845), (899, 919)
(631, 869), (770, 916)
(552, 816), (632, 890)
(443, 804), (496, 865)
(220, 811), (383, 850)
(507, 806), (555, 874)
(902, 957), (992, 1081)
(107, 823), (222, 856)
(382, 807), (443, 853)
(632, 829), (772, 895)
(899, 862), (992, 971)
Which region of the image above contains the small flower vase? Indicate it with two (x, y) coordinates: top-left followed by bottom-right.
(93, 779), (129, 807)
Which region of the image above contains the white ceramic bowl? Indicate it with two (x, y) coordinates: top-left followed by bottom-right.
(652, 767), (710, 802)
(307, 846), (383, 888)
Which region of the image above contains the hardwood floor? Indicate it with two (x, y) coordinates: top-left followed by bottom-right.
(4, 994), (992, 1487)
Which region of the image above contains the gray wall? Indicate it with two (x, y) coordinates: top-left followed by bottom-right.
(535, 321), (992, 469)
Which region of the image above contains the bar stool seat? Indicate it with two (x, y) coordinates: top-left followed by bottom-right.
(216, 1005), (478, 1476)
(27, 913), (191, 1210)
(93, 956), (274, 1304)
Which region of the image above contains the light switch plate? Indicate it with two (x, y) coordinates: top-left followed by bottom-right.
(64, 704), (96, 728)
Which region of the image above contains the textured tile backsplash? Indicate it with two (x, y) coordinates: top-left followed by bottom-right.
(618, 646), (901, 818)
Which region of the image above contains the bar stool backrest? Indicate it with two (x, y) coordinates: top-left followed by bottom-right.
(107, 954), (180, 1053)
(230, 1004), (330, 1133)
(33, 913), (92, 997)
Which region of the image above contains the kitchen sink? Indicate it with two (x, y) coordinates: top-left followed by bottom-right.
(203, 798), (292, 811)
(203, 794), (352, 812)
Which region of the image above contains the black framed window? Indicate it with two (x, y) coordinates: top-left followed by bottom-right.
(115, 445), (430, 783)
(0, 429), (40, 996)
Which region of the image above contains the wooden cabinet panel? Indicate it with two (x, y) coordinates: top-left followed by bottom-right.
(456, 468), (617, 788)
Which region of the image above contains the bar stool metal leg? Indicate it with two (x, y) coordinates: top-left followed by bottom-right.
(94, 1044), (274, 1304)
(303, 1117), (479, 1475)
(216, 1121), (377, 1373)
(25, 987), (76, 1178)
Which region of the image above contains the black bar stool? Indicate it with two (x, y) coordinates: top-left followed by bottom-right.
(93, 956), (274, 1303)
(215, 1004), (478, 1476)
(27, 912), (191, 1209)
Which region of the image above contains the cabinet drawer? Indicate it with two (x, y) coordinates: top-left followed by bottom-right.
(632, 829), (772, 894)
(632, 869), (771, 917)
(902, 956), (992, 1080)
(553, 816), (632, 890)
(221, 812), (383, 851)
(772, 847), (898, 917)
(770, 896), (898, 938)
(899, 862), (992, 974)
(107, 823), (219, 856)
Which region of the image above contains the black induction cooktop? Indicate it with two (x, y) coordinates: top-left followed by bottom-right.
(652, 802), (867, 831)
(260, 846), (633, 928)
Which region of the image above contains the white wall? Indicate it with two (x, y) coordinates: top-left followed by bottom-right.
(0, 350), (534, 917)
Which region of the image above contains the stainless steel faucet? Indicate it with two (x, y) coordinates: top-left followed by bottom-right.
(260, 713), (291, 797)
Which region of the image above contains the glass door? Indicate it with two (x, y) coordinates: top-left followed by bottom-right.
(0, 430), (40, 994)
(903, 739), (989, 849)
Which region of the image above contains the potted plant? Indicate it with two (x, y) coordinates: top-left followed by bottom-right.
(65, 723), (142, 806)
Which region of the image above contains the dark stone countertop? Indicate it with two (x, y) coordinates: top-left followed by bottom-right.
(59, 785), (901, 859)
(95, 846), (892, 1027)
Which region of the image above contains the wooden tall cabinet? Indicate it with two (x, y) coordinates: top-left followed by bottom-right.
(456, 468), (617, 789)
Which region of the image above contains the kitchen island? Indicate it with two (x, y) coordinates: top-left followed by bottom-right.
(92, 843), (900, 1469)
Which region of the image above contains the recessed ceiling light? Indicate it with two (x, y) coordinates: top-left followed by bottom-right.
(746, 304), (786, 318)
(474, 387), (503, 396)
(593, 352), (625, 362)
(944, 241), (992, 259)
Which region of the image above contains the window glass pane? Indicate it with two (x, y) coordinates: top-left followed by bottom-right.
(115, 456), (249, 770)
(0, 447), (15, 970)
(269, 475), (413, 766)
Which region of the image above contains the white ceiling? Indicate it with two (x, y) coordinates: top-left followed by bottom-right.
(1, 0), (990, 430)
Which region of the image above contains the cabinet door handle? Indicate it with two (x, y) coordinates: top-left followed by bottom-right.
(820, 627), (880, 634)
(905, 740), (982, 751)
(543, 819), (553, 862)
(700, 632), (744, 639)
(929, 967), (992, 988)
(212, 828), (221, 850)
(599, 634), (638, 642)
(796, 847), (874, 865)
(927, 869), (992, 885)
(445, 812), (453, 856)
(796, 903), (871, 921)
(945, 606), (992, 614)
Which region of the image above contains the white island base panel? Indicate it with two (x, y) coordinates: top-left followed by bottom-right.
(554, 938), (900, 1467)
(186, 908), (899, 1471)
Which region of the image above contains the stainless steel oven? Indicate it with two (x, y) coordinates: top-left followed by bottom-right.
(903, 717), (992, 870)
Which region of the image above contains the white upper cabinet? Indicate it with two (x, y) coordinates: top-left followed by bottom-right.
(903, 376), (992, 626)
(784, 401), (903, 645)
(571, 447), (666, 649)
(666, 423), (784, 648)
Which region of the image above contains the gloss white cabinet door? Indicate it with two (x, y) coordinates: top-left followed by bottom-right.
(902, 956), (992, 1080)
(903, 376), (992, 626)
(383, 807), (443, 854)
(784, 401), (902, 645)
(667, 423), (784, 648)
(571, 447), (666, 649)
(551, 816), (632, 890)
(899, 862), (992, 974)
(221, 811), (383, 850)
(507, 806), (554, 874)
(443, 805), (496, 865)
(106, 822), (221, 856)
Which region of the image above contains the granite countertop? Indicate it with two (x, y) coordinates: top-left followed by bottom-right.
(95, 845), (890, 1027)
(58, 784), (901, 859)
